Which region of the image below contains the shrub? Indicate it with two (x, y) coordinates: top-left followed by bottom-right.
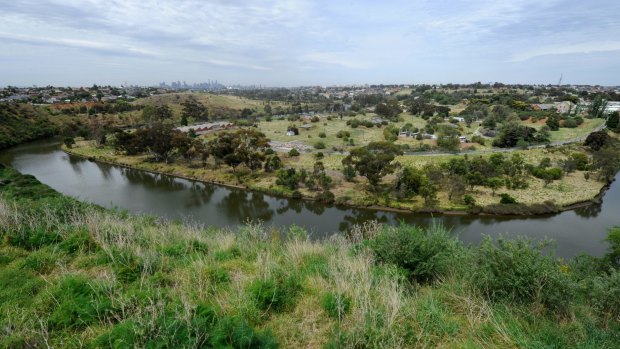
(499, 193), (517, 204)
(247, 274), (301, 312)
(318, 132), (326, 138)
(315, 190), (335, 204)
(590, 268), (620, 321)
(472, 237), (574, 314)
(370, 223), (460, 283)
(314, 141), (326, 149)
(463, 194), (476, 207)
(322, 292), (351, 321)
(288, 148), (300, 157)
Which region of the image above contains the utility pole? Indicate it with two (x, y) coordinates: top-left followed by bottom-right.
(557, 73), (563, 87)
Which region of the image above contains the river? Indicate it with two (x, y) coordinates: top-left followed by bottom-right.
(1, 139), (619, 258)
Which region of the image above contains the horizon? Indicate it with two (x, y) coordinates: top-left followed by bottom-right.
(1, 0), (619, 87)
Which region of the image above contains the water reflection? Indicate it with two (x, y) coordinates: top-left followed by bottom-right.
(1, 138), (619, 259)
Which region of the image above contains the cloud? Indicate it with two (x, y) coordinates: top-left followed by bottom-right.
(0, 31), (157, 57)
(510, 41), (620, 62)
(0, 0), (619, 85)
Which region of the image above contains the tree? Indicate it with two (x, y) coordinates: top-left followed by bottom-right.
(208, 129), (270, 171)
(545, 114), (560, 131)
(394, 167), (427, 199)
(606, 111), (619, 130)
(486, 177), (504, 195)
(342, 142), (403, 191)
(181, 96), (208, 122)
(143, 105), (173, 124)
(445, 174), (467, 201)
(436, 125), (460, 151)
(593, 146), (620, 182)
(264, 154), (282, 172)
(585, 131), (611, 151)
(589, 96), (608, 118)
(276, 168), (301, 190)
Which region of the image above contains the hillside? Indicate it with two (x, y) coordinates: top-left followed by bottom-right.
(1, 165), (620, 348)
(0, 103), (58, 149)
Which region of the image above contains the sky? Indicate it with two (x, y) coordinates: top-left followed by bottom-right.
(1, 0), (619, 87)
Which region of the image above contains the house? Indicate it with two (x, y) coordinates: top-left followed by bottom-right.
(370, 117), (385, 124)
(459, 136), (468, 143)
(451, 117), (465, 123)
(605, 101), (620, 113)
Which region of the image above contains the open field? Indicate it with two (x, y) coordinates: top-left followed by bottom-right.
(67, 139), (608, 214)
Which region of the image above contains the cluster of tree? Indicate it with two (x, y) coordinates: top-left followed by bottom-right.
(49, 100), (142, 116)
(113, 123), (206, 164)
(585, 131), (620, 182)
(374, 100), (403, 119)
(342, 142), (403, 191)
(492, 121), (550, 148)
(208, 129), (270, 171)
(275, 160), (334, 202)
(180, 97), (208, 125)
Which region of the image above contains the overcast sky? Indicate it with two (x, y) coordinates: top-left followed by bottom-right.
(1, 0), (619, 87)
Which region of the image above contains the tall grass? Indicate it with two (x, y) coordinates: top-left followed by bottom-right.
(1, 167), (620, 348)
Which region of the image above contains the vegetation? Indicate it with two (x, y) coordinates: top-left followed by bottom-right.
(0, 103), (58, 149)
(1, 167), (620, 347)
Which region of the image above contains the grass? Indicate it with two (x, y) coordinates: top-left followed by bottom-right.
(66, 138), (608, 214)
(1, 166), (620, 348)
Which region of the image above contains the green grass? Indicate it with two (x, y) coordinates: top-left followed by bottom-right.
(1, 166), (620, 348)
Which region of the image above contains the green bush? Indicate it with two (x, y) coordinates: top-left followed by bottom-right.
(463, 194), (476, 207)
(590, 268), (620, 321)
(370, 223), (460, 283)
(472, 237), (574, 314)
(288, 148), (300, 157)
(247, 274), (301, 312)
(314, 141), (326, 149)
(321, 292), (351, 321)
(318, 132), (326, 138)
(499, 193), (517, 204)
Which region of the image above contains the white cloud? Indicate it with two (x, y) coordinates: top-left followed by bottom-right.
(511, 41), (620, 62)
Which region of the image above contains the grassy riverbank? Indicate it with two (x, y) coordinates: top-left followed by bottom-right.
(2, 165), (620, 348)
(66, 140), (608, 215)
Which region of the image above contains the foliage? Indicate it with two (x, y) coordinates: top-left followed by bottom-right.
(288, 148), (300, 157)
(607, 111), (619, 130)
(209, 129), (270, 170)
(275, 168), (301, 190)
(342, 141), (403, 190)
(585, 131), (611, 151)
(371, 224), (460, 283)
(499, 193), (517, 204)
(472, 237), (574, 314)
(0, 103), (58, 150)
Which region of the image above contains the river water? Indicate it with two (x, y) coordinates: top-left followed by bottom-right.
(1, 139), (619, 258)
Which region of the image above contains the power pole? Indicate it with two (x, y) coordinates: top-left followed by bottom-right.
(557, 73), (563, 87)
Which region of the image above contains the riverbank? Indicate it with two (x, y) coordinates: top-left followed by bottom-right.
(2, 164), (620, 348)
(66, 140), (610, 216)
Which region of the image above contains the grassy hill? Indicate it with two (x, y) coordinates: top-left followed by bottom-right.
(1, 165), (620, 348)
(0, 103), (58, 150)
